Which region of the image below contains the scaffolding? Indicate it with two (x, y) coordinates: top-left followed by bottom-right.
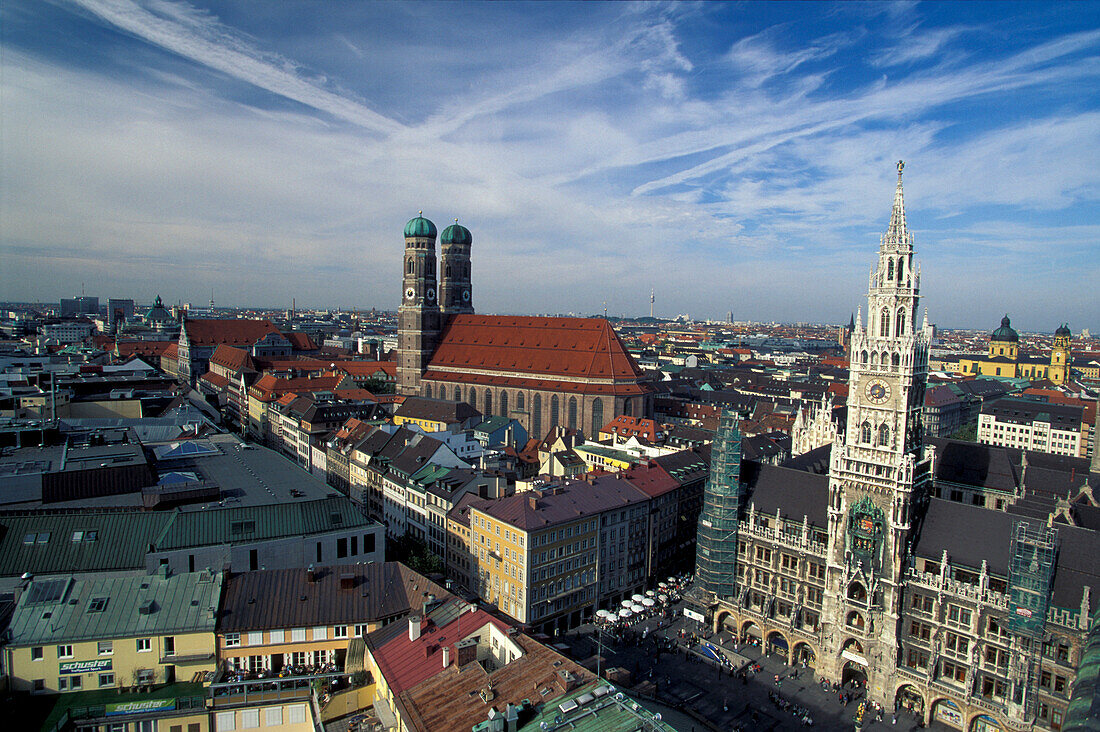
(1006, 520), (1057, 719)
(1007, 521), (1057, 638)
(694, 409), (744, 601)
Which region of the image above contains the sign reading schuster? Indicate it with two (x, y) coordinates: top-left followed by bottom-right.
(59, 659), (112, 675)
(106, 698), (177, 716)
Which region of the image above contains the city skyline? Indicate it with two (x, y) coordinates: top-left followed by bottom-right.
(2, 1), (1098, 331)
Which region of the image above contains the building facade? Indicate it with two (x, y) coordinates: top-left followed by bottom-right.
(394, 216), (654, 436)
(691, 164), (1099, 732)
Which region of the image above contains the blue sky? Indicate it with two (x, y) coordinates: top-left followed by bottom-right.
(1, 1), (1098, 330)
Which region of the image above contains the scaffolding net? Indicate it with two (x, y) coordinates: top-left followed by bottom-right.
(1007, 520), (1057, 638)
(694, 409), (743, 600)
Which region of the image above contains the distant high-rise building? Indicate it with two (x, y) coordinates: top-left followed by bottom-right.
(59, 296), (99, 317)
(107, 298), (134, 329)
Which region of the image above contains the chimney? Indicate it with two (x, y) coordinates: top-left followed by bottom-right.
(307, 565), (316, 583)
(456, 637), (478, 667)
(442, 645), (451, 668)
(528, 496), (538, 510)
(408, 614), (422, 642)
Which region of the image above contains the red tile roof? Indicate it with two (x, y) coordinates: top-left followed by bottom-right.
(600, 415), (660, 441)
(200, 372), (230, 389)
(182, 318), (281, 346)
(210, 344), (256, 373)
(332, 361), (397, 377)
(249, 374), (350, 401)
(162, 342), (179, 359)
(620, 461), (679, 498)
(423, 315), (648, 396)
(282, 332), (317, 350)
(114, 340), (173, 359)
(371, 607), (511, 696)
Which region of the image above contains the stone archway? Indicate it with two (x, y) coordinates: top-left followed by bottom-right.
(766, 630), (790, 663)
(894, 684), (924, 715)
(792, 641), (817, 669)
(715, 609), (735, 634)
(841, 660), (867, 688)
(930, 698), (964, 730)
(741, 620), (761, 646)
(969, 713), (1005, 732)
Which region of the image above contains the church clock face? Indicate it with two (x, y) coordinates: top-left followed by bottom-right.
(426, 288), (435, 301)
(866, 379), (890, 404)
(405, 287), (416, 301)
(462, 289), (471, 302)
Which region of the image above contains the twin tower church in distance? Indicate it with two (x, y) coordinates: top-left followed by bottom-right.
(395, 214), (653, 440)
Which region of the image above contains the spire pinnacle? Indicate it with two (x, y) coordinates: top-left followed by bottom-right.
(884, 160), (911, 248)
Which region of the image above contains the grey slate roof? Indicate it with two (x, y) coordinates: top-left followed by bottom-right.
(742, 461), (828, 527)
(8, 570), (222, 646)
(914, 497), (1014, 575)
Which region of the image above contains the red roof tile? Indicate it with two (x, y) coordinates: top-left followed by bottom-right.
(210, 344), (256, 373)
(425, 315), (647, 394)
(183, 318), (281, 347)
(200, 372), (231, 389)
(282, 332), (317, 350)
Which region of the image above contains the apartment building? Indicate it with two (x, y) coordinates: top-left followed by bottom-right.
(5, 569), (223, 694)
(978, 398), (1084, 458)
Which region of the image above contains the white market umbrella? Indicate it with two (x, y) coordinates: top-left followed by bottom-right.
(642, 598), (656, 607)
(620, 599), (633, 608)
(631, 604), (645, 613)
(658, 594), (669, 602)
(632, 594), (645, 602)
(645, 590), (656, 597)
(618, 608), (633, 618)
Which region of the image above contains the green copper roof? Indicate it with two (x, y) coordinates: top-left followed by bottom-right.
(1056, 323), (1072, 337)
(991, 314), (1019, 343)
(404, 213), (437, 238)
(441, 221), (471, 246)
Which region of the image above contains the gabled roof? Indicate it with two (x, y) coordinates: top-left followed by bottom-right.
(742, 461), (828, 528)
(182, 318), (282, 347)
(282, 332), (317, 350)
(209, 344), (256, 373)
(424, 315), (648, 395)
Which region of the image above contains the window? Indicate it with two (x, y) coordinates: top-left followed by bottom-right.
(333, 626), (348, 639)
(58, 645), (73, 659)
(241, 709), (259, 729)
(946, 604), (972, 628)
(807, 562), (825, 581)
(908, 621), (931, 642)
(940, 660), (967, 684)
(910, 593), (933, 613)
(32, 679), (45, 692)
(313, 627), (328, 641)
(99, 673), (115, 687)
(224, 633), (241, 647)
(87, 597), (109, 613)
(136, 638), (151, 653)
(354, 624), (368, 637)
(860, 421), (871, 443)
(246, 632), (263, 646)
(944, 631), (969, 656)
(31, 647), (43, 661)
(215, 711), (236, 730)
(288, 705), (307, 724)
(164, 636), (175, 656)
(337, 537), (348, 558)
(98, 641), (113, 655)
(264, 708), (283, 726)
(70, 675), (82, 690)
(905, 648), (929, 669)
(269, 630), (284, 644)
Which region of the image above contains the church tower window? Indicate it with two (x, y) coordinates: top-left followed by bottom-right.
(550, 395), (559, 427)
(568, 397), (578, 430)
(880, 308), (890, 338)
(484, 389), (492, 416)
(860, 422), (872, 443)
(500, 391), (509, 417)
(878, 424), (891, 447)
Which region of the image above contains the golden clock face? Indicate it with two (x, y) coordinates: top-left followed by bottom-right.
(866, 380), (890, 404)
(405, 287), (416, 301)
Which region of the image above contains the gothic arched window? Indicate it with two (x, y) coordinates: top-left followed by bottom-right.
(517, 392), (525, 412)
(897, 257), (905, 280)
(484, 389), (492, 416)
(880, 308), (890, 338)
(870, 352), (878, 367)
(895, 308), (906, 337)
(550, 395), (559, 427)
(568, 396), (578, 430)
(891, 353), (900, 367)
(424, 384), (431, 399)
(532, 394), (542, 438)
(624, 399), (633, 417)
(406, 260), (414, 274)
(878, 423), (891, 447)
(591, 398), (604, 437)
(468, 389), (477, 410)
(861, 350), (868, 364)
(887, 259), (894, 280)
(500, 390), (509, 417)
(860, 421), (872, 443)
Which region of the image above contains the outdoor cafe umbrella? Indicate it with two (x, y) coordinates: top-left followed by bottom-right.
(618, 608), (633, 618)
(642, 598), (656, 607)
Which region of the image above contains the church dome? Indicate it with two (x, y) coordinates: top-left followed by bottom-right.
(404, 213), (437, 239)
(991, 315), (1018, 343)
(1055, 323), (1071, 337)
(441, 221), (471, 246)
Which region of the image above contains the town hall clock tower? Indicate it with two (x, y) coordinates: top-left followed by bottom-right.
(820, 162), (934, 700)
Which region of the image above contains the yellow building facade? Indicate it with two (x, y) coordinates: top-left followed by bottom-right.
(954, 316), (1074, 384)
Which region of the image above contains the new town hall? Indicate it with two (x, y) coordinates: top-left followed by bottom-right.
(694, 164), (1100, 732)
